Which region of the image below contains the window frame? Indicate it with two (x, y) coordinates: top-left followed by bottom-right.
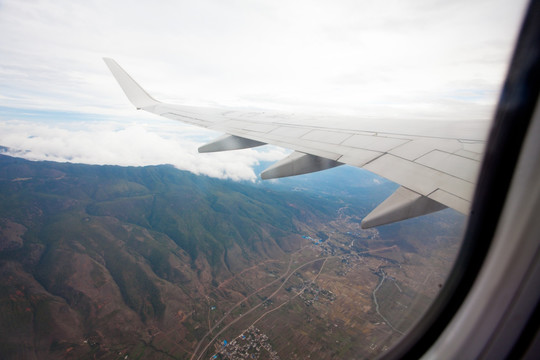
(382, 2), (540, 358)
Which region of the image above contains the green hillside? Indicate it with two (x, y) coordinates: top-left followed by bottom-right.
(0, 155), (465, 359)
(0, 155), (355, 359)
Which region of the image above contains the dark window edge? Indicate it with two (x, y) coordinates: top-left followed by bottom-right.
(381, 1), (540, 359)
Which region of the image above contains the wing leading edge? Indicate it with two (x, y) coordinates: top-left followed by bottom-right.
(104, 58), (486, 228)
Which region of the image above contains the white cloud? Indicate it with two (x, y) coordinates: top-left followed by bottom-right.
(0, 119), (289, 181)
(0, 0), (528, 117)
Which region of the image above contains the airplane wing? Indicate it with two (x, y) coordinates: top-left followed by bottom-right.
(104, 58), (486, 228)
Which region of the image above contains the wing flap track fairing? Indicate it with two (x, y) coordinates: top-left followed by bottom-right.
(198, 135), (266, 153)
(261, 151), (343, 179)
(361, 186), (447, 228)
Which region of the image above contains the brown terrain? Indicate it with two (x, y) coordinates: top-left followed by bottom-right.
(0, 155), (464, 359)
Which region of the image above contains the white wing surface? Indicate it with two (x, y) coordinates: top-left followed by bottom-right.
(104, 58), (487, 228)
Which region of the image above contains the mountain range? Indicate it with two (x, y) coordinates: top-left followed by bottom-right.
(0, 154), (378, 359)
(0, 153), (465, 359)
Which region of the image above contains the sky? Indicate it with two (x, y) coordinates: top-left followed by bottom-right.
(0, 0), (528, 181)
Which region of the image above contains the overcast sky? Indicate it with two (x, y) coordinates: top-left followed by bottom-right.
(0, 0), (528, 181)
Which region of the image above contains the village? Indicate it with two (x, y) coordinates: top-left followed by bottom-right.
(285, 280), (336, 307)
(210, 326), (280, 360)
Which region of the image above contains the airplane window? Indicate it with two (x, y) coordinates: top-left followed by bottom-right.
(0, 1), (532, 359)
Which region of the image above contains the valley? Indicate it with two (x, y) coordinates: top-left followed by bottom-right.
(0, 155), (464, 359)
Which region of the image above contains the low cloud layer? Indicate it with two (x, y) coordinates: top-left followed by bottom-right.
(0, 118), (289, 181)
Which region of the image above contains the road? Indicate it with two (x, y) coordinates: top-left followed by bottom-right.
(193, 256), (330, 360)
(190, 246), (306, 360)
(372, 269), (404, 335)
(191, 244), (402, 360)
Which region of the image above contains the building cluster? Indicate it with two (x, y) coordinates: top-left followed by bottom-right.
(316, 241), (337, 256)
(336, 254), (359, 276)
(211, 326), (280, 360)
(286, 281), (336, 307)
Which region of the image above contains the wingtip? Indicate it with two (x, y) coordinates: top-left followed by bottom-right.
(103, 58), (159, 109)
(102, 57), (116, 66)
